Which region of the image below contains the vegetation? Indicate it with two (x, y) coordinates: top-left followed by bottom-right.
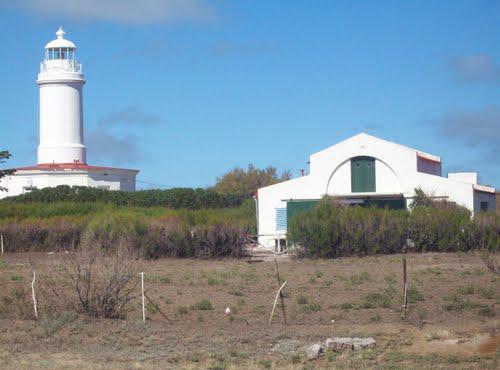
(4, 185), (246, 209)
(0, 253), (498, 368)
(0, 150), (15, 191)
(214, 164), (291, 197)
(0, 200), (255, 257)
(44, 243), (140, 319)
(289, 195), (499, 258)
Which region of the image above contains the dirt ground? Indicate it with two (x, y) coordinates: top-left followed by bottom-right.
(0, 252), (498, 369)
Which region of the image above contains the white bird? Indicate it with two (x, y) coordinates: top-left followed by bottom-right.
(225, 307), (231, 315)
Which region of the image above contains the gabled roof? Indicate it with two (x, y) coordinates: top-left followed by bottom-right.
(311, 132), (440, 162)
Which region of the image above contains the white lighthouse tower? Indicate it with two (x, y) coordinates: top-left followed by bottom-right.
(0, 28), (139, 198)
(37, 27), (86, 165)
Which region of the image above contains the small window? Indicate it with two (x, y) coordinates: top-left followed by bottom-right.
(275, 207), (287, 231)
(23, 186), (37, 193)
(480, 201), (488, 211)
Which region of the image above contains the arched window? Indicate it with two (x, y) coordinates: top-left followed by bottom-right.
(351, 156), (376, 192)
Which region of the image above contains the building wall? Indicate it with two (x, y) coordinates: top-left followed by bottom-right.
(473, 191), (496, 212)
(0, 169), (137, 199)
(326, 159), (402, 194)
(257, 133), (491, 249)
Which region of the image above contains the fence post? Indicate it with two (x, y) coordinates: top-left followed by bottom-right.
(141, 271), (146, 322)
(269, 280), (287, 325)
(31, 270), (38, 319)
(1, 234), (4, 254)
(273, 259), (288, 324)
(402, 258), (408, 317)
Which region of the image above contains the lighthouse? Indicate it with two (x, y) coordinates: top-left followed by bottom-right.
(0, 28), (139, 198)
(37, 27), (86, 165)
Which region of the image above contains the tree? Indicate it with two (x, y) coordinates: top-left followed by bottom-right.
(0, 151), (15, 191)
(214, 164), (292, 197)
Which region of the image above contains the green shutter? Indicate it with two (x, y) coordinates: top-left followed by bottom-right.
(351, 156), (376, 192)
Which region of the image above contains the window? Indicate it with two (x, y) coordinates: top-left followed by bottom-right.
(275, 207), (287, 231)
(480, 201), (488, 211)
(351, 156), (376, 192)
(22, 186), (37, 193)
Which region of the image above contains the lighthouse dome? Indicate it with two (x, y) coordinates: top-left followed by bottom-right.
(45, 27), (76, 49)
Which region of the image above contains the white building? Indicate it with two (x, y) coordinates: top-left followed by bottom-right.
(0, 28), (138, 198)
(257, 133), (496, 250)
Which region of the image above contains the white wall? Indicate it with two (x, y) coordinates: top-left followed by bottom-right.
(37, 73), (86, 164)
(448, 172), (478, 184)
(0, 169), (137, 199)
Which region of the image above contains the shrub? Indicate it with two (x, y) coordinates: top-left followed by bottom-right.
(0, 283), (36, 319)
(360, 293), (391, 309)
(301, 302), (321, 313)
(43, 243), (141, 319)
(297, 295), (309, 305)
(288, 195), (499, 258)
(407, 285), (424, 304)
(4, 185), (246, 209)
(407, 205), (471, 253)
(191, 299), (213, 311)
(478, 306), (495, 317)
(0, 206), (250, 258)
(289, 200), (408, 258)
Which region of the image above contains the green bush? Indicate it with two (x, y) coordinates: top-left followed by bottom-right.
(407, 205), (471, 252)
(288, 197), (499, 258)
(288, 200), (408, 258)
(4, 185), (246, 209)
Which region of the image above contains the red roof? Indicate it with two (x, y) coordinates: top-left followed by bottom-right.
(16, 163), (138, 172)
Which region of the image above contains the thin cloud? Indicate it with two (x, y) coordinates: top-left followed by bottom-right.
(4, 0), (216, 25)
(85, 130), (143, 165)
(98, 107), (161, 127)
(210, 41), (278, 57)
(113, 40), (168, 58)
(435, 106), (500, 161)
(449, 54), (500, 85)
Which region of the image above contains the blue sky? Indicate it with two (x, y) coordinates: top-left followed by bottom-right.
(0, 0), (499, 188)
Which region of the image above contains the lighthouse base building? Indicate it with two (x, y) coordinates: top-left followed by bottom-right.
(0, 28), (138, 199)
(257, 133), (496, 250)
(0, 164), (137, 197)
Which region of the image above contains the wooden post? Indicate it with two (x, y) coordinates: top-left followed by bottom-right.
(402, 258), (408, 317)
(31, 270), (38, 319)
(274, 258), (287, 324)
(269, 281), (287, 325)
(141, 272), (146, 322)
(1, 234), (4, 254)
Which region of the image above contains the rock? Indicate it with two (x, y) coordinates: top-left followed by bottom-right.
(305, 343), (323, 360)
(325, 337), (376, 351)
(352, 337), (376, 350)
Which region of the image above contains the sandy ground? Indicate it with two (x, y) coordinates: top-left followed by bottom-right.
(0, 252), (498, 369)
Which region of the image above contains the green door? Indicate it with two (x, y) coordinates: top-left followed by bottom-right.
(286, 200), (318, 229)
(351, 156), (376, 192)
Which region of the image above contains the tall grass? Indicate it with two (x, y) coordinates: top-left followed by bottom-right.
(0, 200), (255, 257)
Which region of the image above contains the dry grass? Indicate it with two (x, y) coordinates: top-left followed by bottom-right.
(0, 252), (498, 369)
